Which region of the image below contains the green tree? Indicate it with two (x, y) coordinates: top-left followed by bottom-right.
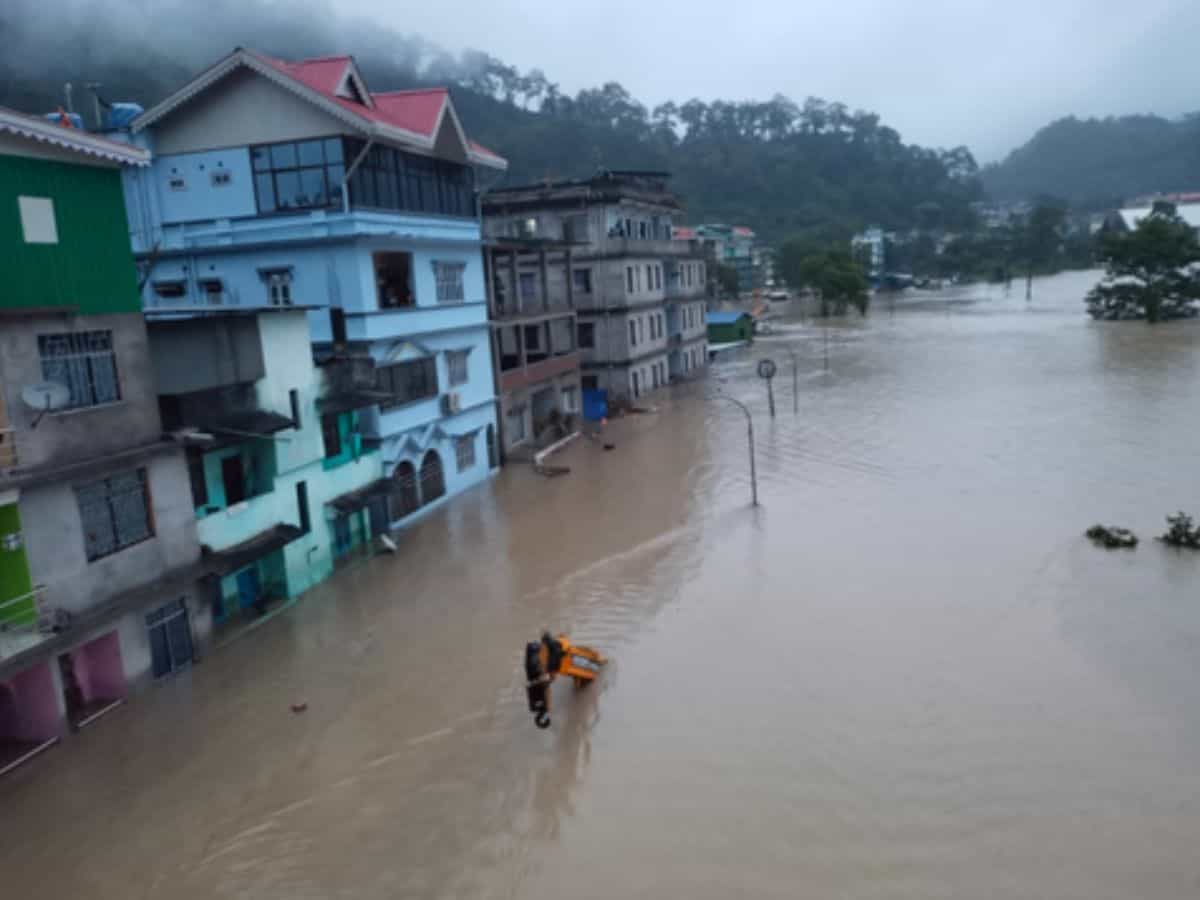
(795, 250), (870, 316)
(1085, 202), (1200, 322)
(716, 264), (740, 297)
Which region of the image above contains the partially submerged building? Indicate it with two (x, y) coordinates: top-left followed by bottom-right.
(0, 109), (206, 772)
(483, 170), (707, 405)
(121, 48), (508, 531)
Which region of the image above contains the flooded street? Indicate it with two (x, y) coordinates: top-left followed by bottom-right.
(4, 269), (1200, 899)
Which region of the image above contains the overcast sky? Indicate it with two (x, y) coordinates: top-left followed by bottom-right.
(350, 0), (1198, 162)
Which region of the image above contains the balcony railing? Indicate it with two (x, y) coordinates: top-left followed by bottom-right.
(0, 427), (16, 468)
(145, 287), (241, 312)
(0, 585), (59, 661)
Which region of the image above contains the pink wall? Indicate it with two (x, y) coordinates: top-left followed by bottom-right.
(74, 631), (126, 701)
(0, 662), (62, 742)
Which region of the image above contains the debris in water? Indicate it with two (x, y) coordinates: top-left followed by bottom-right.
(291, 702), (308, 714)
(1085, 524), (1138, 548)
(603, 443), (615, 451)
(1158, 511), (1200, 548)
(535, 464), (571, 477)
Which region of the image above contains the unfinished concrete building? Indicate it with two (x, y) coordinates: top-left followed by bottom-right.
(482, 171), (707, 405)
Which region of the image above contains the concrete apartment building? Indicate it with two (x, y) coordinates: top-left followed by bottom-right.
(483, 170), (707, 404)
(484, 238), (581, 458)
(120, 48), (508, 532)
(0, 110), (207, 773)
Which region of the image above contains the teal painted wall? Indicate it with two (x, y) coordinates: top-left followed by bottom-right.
(0, 502), (35, 626)
(0, 154), (141, 314)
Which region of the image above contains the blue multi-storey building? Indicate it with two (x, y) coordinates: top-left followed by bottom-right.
(120, 49), (507, 532)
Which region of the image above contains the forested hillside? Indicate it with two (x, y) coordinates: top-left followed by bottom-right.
(0, 0), (981, 244)
(981, 114), (1200, 209)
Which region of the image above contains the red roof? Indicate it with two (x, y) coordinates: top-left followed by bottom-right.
(673, 226), (697, 240)
(243, 51), (504, 164)
(733, 226), (755, 237)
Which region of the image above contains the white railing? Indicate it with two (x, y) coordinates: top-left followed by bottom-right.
(0, 585), (54, 660)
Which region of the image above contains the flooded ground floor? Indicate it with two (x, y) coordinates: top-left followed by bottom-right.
(2, 271), (1200, 898)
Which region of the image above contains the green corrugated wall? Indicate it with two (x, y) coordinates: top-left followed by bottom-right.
(0, 502), (35, 627)
(0, 153), (140, 314)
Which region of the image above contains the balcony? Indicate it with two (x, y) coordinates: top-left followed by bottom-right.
(0, 585), (55, 662)
(145, 286), (243, 313)
(587, 237), (696, 259)
(498, 351), (581, 393)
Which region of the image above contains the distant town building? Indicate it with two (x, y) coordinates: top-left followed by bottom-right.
(1117, 202), (1200, 237)
(0, 108), (208, 771)
(484, 170), (708, 404)
(851, 226), (887, 282)
(483, 239), (581, 459)
(119, 48), (506, 532)
(689, 224), (757, 295)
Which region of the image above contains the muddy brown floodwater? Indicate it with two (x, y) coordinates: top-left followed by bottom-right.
(4, 270), (1200, 899)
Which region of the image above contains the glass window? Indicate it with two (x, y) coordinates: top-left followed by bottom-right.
(297, 139), (325, 166)
(270, 143), (298, 169)
(447, 350), (470, 386)
(572, 268), (592, 293)
(324, 138), (344, 164)
(455, 435), (476, 473)
(76, 468), (153, 561)
(518, 271), (537, 302)
(274, 170), (302, 210)
(629, 320), (637, 347)
(38, 330), (121, 410)
(578, 322), (595, 348)
(377, 358), (438, 408)
(626, 267), (634, 293)
(434, 261), (466, 303)
(299, 168), (326, 207)
(254, 173), (276, 212)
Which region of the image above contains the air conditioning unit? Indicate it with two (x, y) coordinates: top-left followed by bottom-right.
(441, 392), (462, 415)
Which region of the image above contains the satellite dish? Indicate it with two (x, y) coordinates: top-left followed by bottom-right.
(21, 382), (71, 428)
(22, 382), (71, 411)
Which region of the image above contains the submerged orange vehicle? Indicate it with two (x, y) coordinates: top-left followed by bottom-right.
(524, 633), (607, 728)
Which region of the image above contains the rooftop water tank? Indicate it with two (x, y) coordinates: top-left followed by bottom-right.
(107, 102), (144, 129)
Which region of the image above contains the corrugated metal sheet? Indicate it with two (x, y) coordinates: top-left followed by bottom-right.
(0, 155), (142, 315)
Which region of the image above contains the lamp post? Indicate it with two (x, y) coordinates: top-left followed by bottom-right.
(717, 393), (758, 506)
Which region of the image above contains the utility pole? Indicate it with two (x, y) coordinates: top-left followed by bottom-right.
(823, 326), (830, 372)
(717, 394), (758, 506)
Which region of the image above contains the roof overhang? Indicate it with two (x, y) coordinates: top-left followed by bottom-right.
(0, 107), (150, 166)
(132, 49), (507, 170)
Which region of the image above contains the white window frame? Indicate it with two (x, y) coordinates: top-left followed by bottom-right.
(18, 196), (58, 244)
(447, 349), (470, 386)
(455, 434), (476, 472)
(433, 260), (466, 303)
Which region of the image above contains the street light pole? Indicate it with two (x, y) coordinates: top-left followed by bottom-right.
(717, 394), (758, 506)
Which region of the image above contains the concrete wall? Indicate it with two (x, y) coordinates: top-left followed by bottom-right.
(19, 449), (201, 617)
(0, 312), (163, 474)
(498, 368), (581, 454)
(149, 68), (354, 156)
(582, 352), (670, 401)
(147, 316), (265, 394)
(146, 147), (258, 226)
(579, 302), (670, 366)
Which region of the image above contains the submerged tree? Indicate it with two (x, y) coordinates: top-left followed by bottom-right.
(795, 250), (870, 316)
(1085, 202), (1200, 322)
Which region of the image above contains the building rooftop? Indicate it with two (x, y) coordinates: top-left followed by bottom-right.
(133, 48), (505, 169)
(0, 106), (150, 167)
(706, 311), (750, 325)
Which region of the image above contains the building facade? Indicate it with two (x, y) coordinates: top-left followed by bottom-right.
(120, 49), (507, 531)
(692, 224), (757, 295)
(484, 170), (707, 404)
(484, 239), (581, 458)
(147, 310), (385, 635)
(0, 110), (207, 773)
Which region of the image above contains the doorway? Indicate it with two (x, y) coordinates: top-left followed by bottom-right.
(221, 455), (246, 505)
(146, 599), (194, 679)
